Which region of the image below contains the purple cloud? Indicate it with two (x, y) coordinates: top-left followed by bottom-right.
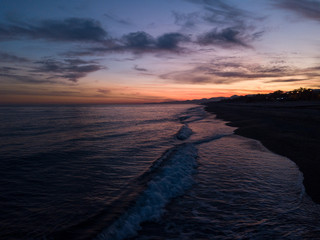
(274, 0), (320, 22)
(0, 18), (108, 42)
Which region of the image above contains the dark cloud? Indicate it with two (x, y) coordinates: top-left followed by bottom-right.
(313, 66), (320, 70)
(0, 72), (57, 84)
(97, 88), (111, 94)
(274, 0), (320, 21)
(211, 71), (282, 79)
(0, 52), (29, 62)
(121, 31), (155, 49)
(121, 31), (189, 51)
(188, 76), (212, 83)
(35, 58), (104, 82)
(134, 65), (148, 72)
(197, 27), (250, 48)
(0, 66), (19, 73)
(64, 58), (95, 65)
(265, 78), (308, 83)
(0, 18), (108, 42)
(67, 31), (190, 56)
(183, 0), (265, 49)
(0, 59), (54, 84)
(157, 33), (189, 49)
(255, 66), (289, 73)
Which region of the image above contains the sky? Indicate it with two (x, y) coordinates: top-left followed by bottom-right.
(0, 0), (320, 104)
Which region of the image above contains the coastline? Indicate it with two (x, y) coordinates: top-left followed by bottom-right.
(204, 101), (320, 204)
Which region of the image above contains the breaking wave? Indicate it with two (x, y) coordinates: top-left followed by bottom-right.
(95, 143), (198, 240)
(176, 124), (193, 140)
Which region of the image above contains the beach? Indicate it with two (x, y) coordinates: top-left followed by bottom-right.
(205, 101), (320, 204)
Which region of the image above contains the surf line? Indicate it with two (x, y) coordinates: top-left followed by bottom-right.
(95, 142), (198, 240)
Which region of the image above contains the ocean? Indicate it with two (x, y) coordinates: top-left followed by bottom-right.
(1, 104), (320, 240)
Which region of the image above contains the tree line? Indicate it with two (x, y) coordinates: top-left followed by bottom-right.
(222, 88), (320, 103)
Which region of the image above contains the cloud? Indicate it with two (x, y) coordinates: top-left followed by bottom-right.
(160, 58), (320, 86)
(186, 0), (259, 24)
(121, 31), (190, 51)
(0, 61), (50, 84)
(121, 31), (155, 49)
(172, 11), (201, 29)
(0, 88), (82, 97)
(160, 60), (297, 84)
(197, 27), (250, 48)
(34, 58), (104, 82)
(0, 56), (104, 84)
(182, 0), (265, 48)
(0, 17), (191, 56)
(157, 33), (189, 49)
(97, 88), (111, 94)
(0, 52), (29, 62)
(0, 18), (108, 42)
(104, 13), (131, 25)
(265, 78), (309, 83)
(274, 0), (320, 22)
(0, 66), (19, 73)
(160, 70), (214, 84)
(67, 31), (190, 56)
(0, 72), (57, 84)
(0, 65), (50, 84)
(134, 65), (148, 71)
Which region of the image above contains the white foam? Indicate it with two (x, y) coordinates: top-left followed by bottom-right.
(95, 143), (198, 240)
(176, 124), (192, 140)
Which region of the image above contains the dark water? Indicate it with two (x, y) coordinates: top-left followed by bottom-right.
(1, 105), (320, 240)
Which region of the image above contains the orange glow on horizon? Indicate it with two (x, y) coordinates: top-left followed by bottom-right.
(0, 87), (280, 104)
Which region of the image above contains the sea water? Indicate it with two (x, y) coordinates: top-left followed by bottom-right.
(0, 104), (320, 240)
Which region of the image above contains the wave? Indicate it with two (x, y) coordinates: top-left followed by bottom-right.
(178, 106), (207, 124)
(95, 143), (198, 240)
(176, 124), (193, 140)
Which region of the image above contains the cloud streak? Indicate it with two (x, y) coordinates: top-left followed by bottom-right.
(197, 27), (251, 48)
(97, 88), (111, 94)
(103, 13), (131, 25)
(172, 11), (201, 29)
(185, 0), (261, 25)
(0, 18), (108, 42)
(274, 0), (320, 22)
(120, 31), (190, 52)
(265, 78), (309, 83)
(0, 51), (29, 62)
(160, 60), (320, 85)
(0, 72), (57, 84)
(34, 58), (104, 82)
(67, 31), (191, 56)
(134, 65), (148, 72)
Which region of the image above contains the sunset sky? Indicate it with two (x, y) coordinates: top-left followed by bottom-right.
(1, 0), (320, 104)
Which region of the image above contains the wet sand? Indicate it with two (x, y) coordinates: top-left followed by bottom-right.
(205, 101), (320, 204)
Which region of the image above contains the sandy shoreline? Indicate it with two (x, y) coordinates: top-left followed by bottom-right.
(204, 101), (320, 204)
